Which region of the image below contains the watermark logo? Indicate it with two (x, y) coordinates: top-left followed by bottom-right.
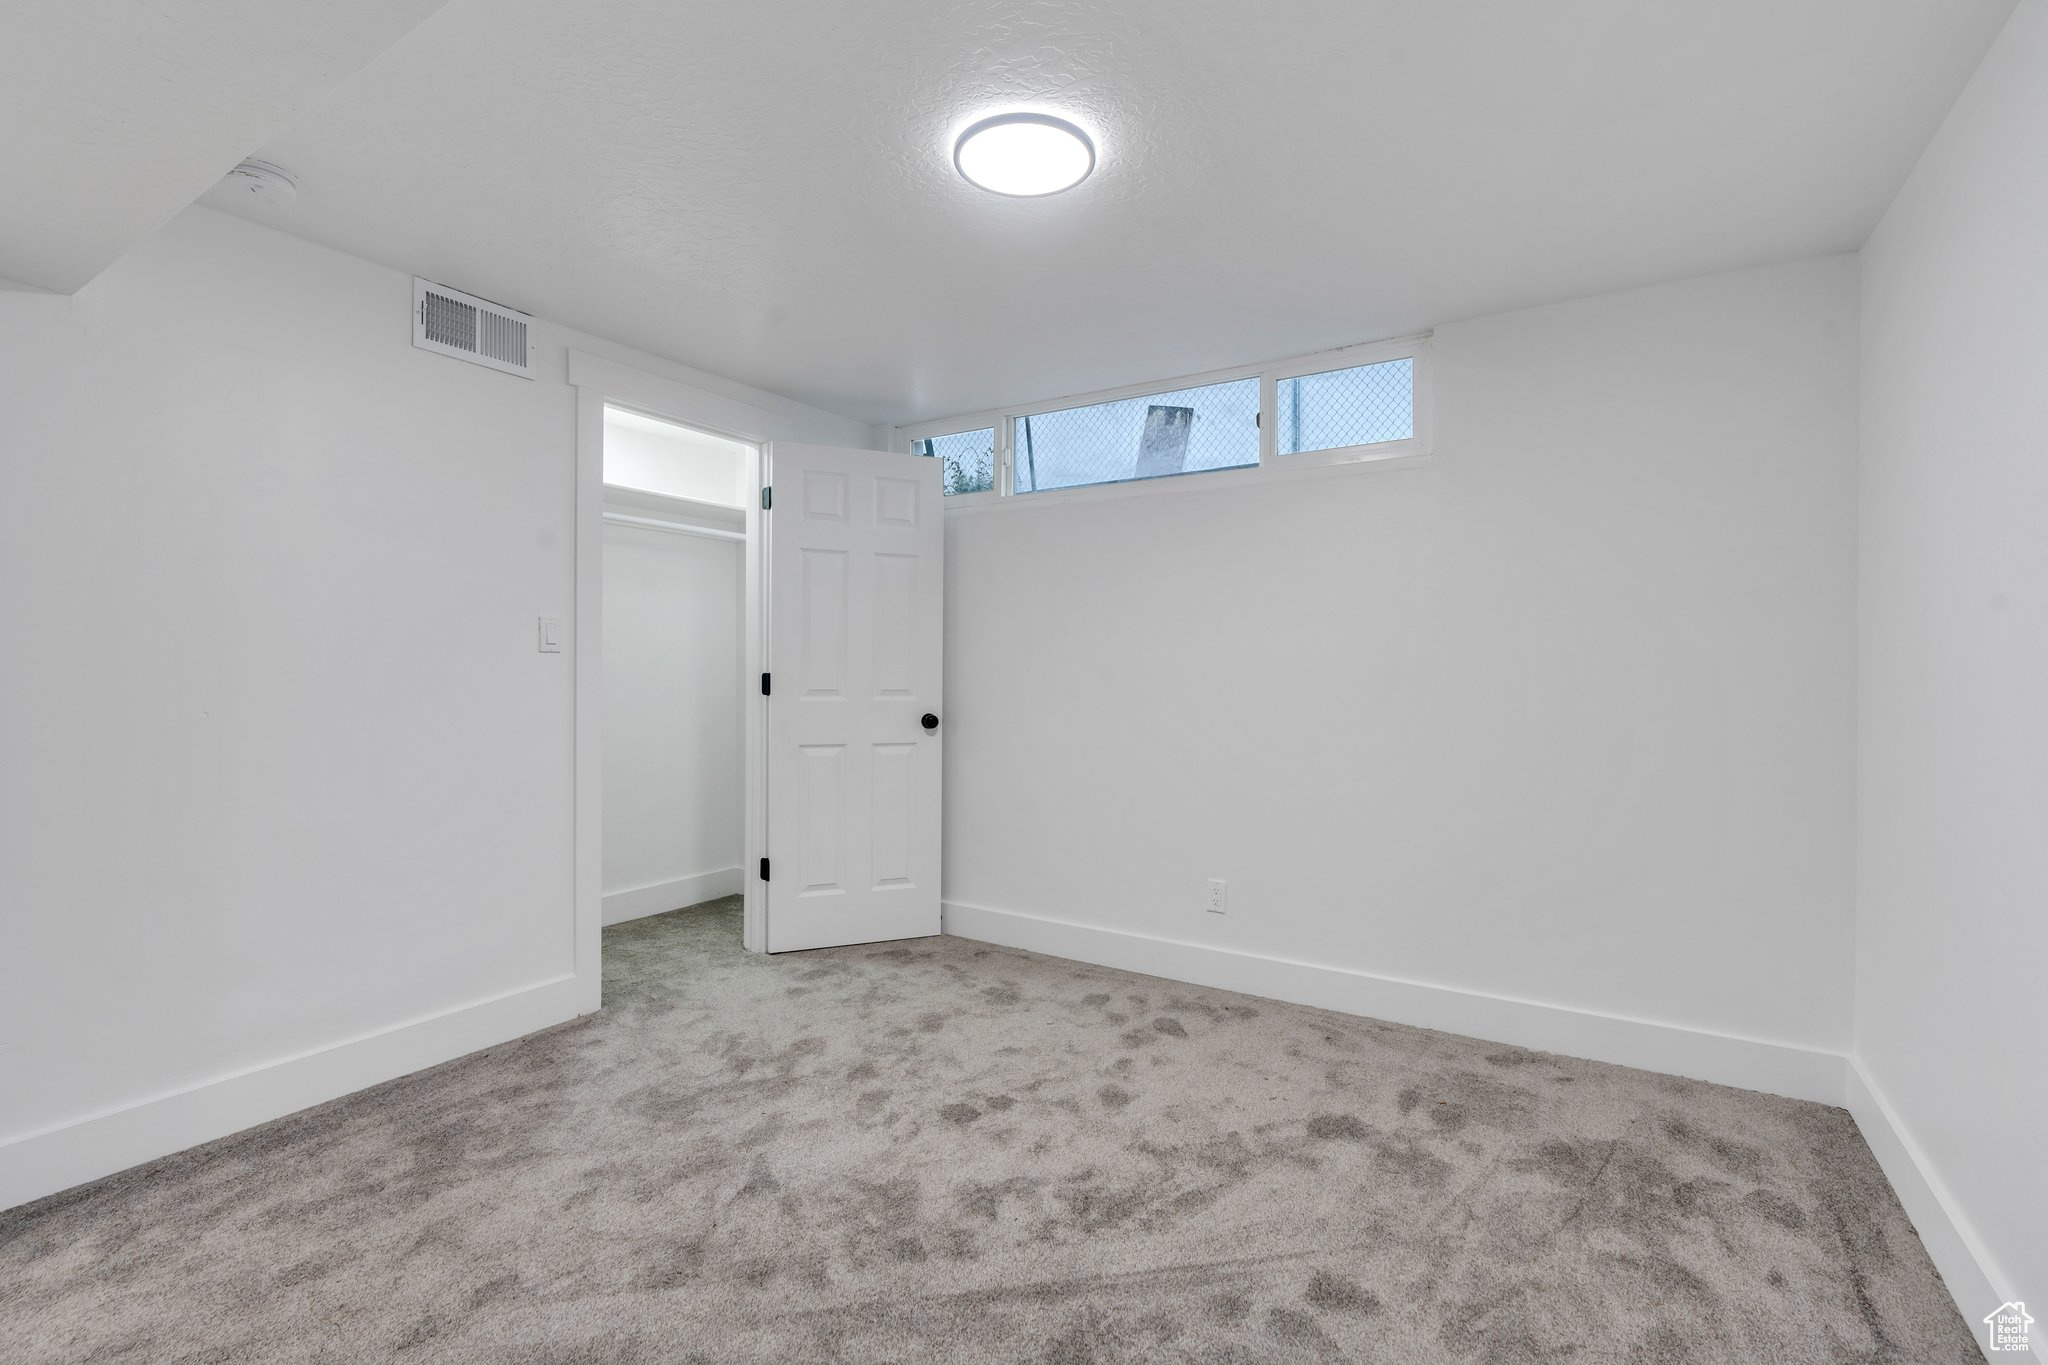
(1983, 1301), (2033, 1353)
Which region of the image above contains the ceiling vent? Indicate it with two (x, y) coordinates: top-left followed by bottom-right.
(412, 277), (535, 379)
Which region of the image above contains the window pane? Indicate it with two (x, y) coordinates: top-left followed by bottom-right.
(1275, 357), (1413, 455)
(1014, 377), (1259, 493)
(912, 428), (995, 495)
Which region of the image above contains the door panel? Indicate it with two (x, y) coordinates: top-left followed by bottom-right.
(766, 443), (943, 951)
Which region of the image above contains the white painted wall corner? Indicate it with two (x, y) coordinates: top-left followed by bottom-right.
(1845, 1060), (2038, 1360)
(942, 902), (2034, 1350)
(941, 901), (1847, 1105)
(601, 868), (744, 926)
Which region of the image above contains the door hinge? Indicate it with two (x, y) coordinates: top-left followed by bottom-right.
(761, 485), (772, 510)
(760, 672), (771, 696)
(759, 857), (770, 882)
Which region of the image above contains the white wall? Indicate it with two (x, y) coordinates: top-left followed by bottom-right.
(1857, 0), (2047, 1322)
(942, 256), (1859, 1061)
(0, 205), (867, 1208)
(603, 408), (750, 507)
(601, 510), (743, 921)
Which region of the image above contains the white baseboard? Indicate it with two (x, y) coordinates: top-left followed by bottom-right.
(941, 900), (1848, 1105)
(602, 868), (743, 926)
(0, 974), (583, 1213)
(1846, 1059), (2034, 1359)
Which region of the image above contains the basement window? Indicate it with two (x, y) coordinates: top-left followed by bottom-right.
(1274, 356), (1414, 455)
(897, 335), (1429, 504)
(911, 427), (996, 495)
(1013, 377), (1260, 493)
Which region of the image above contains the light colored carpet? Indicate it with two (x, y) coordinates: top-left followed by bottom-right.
(1, 899), (1979, 1363)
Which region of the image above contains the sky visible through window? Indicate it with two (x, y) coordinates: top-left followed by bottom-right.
(1016, 378), (1259, 492)
(1277, 357), (1413, 456)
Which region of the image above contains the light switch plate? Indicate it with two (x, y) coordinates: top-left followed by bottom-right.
(538, 616), (563, 653)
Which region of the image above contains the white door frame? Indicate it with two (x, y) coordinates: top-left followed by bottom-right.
(568, 351), (795, 1011)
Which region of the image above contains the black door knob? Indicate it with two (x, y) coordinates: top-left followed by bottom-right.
(921, 713), (939, 731)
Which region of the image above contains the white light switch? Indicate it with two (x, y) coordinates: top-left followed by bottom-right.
(538, 616), (563, 653)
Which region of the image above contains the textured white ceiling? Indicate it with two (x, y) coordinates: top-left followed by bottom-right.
(212, 0), (2010, 425)
(1, 0), (450, 292)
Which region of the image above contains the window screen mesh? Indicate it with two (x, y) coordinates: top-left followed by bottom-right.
(1275, 357), (1413, 454)
(1014, 377), (1259, 493)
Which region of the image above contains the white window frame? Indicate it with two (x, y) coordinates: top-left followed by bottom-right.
(895, 332), (1431, 510)
(902, 423), (1005, 507)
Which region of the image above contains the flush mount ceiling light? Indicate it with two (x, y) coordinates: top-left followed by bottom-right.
(953, 113), (1095, 197)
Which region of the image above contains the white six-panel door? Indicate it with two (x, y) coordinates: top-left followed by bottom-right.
(764, 443), (943, 952)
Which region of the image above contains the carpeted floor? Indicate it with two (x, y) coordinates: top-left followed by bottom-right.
(1, 900), (1979, 1363)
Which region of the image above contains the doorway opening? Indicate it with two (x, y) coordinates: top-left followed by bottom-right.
(598, 406), (753, 951)
(570, 351), (946, 1008)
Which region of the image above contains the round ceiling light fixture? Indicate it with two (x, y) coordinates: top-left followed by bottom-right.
(953, 113), (1095, 197)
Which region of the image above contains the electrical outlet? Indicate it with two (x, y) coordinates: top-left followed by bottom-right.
(1206, 878), (1227, 914)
